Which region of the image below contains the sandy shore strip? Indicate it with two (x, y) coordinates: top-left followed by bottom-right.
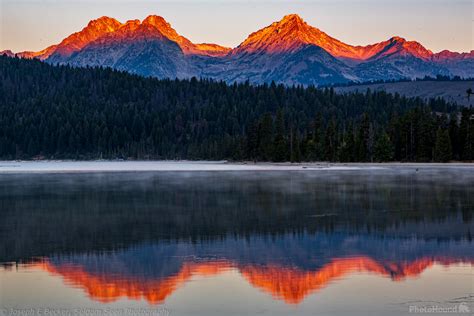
(0, 160), (472, 173)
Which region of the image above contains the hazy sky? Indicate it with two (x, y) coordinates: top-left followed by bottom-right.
(1, 0), (473, 53)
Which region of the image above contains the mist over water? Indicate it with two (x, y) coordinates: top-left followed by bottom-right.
(0, 163), (473, 315)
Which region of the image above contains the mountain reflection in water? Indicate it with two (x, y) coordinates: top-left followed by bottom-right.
(20, 234), (474, 305)
(0, 167), (473, 309)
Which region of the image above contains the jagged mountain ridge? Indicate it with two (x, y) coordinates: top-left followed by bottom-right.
(3, 14), (473, 84)
(62, 18), (196, 79)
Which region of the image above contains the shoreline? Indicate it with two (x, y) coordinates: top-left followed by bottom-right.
(0, 160), (473, 174)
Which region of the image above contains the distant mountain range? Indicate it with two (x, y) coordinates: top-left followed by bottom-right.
(3, 14), (473, 85)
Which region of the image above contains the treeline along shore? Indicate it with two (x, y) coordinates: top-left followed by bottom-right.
(0, 55), (473, 162)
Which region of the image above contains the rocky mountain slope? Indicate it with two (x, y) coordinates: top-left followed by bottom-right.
(3, 14), (473, 85)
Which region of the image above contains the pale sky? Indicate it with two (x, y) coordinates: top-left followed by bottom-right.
(1, 0), (473, 53)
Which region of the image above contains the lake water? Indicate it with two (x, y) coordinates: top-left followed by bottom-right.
(0, 162), (473, 316)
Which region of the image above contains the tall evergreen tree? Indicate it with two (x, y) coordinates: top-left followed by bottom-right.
(462, 113), (474, 160)
(355, 113), (370, 162)
(324, 118), (338, 161)
(448, 114), (460, 160)
(258, 113), (274, 161)
(246, 121), (259, 161)
(290, 129), (301, 163)
(416, 111), (435, 162)
(434, 128), (452, 162)
(459, 109), (472, 160)
(273, 110), (287, 162)
(374, 132), (394, 162)
(338, 124), (355, 162)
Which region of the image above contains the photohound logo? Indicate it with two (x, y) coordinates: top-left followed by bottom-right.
(458, 303), (470, 313)
(409, 302), (470, 314)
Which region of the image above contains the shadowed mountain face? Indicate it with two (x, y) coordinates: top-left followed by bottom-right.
(202, 44), (355, 86)
(3, 14), (472, 84)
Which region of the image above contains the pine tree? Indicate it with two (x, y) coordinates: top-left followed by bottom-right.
(448, 114), (459, 160)
(459, 109), (471, 160)
(374, 132), (394, 162)
(290, 129), (301, 163)
(338, 129), (355, 162)
(246, 121), (259, 161)
(324, 118), (338, 161)
(467, 88), (473, 102)
(462, 114), (474, 160)
(387, 113), (402, 161)
(416, 110), (435, 162)
(312, 113), (324, 161)
(434, 128), (452, 162)
(258, 113), (274, 161)
(355, 113), (370, 161)
(273, 110), (287, 162)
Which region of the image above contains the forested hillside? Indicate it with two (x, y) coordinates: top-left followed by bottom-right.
(0, 56), (473, 162)
(335, 80), (474, 107)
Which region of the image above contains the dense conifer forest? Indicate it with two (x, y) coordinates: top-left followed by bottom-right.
(0, 55), (473, 162)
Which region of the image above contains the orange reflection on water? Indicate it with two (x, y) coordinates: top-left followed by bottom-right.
(35, 260), (233, 304)
(240, 257), (435, 304)
(31, 257), (472, 305)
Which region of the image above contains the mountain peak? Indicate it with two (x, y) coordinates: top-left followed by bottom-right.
(88, 16), (122, 30)
(142, 15), (170, 29)
(45, 16), (122, 60)
(141, 15), (180, 41)
(84, 14), (228, 57)
(233, 14), (357, 56)
(369, 36), (433, 60)
(140, 15), (231, 56)
(233, 14), (314, 54)
(11, 13), (472, 81)
(390, 36), (406, 43)
(275, 14), (308, 33)
(280, 14), (305, 24)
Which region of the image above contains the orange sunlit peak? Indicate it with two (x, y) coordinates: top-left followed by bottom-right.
(280, 14), (305, 23)
(88, 16), (122, 27)
(142, 15), (171, 29)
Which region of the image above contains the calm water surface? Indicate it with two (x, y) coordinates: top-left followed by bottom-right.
(0, 162), (473, 316)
